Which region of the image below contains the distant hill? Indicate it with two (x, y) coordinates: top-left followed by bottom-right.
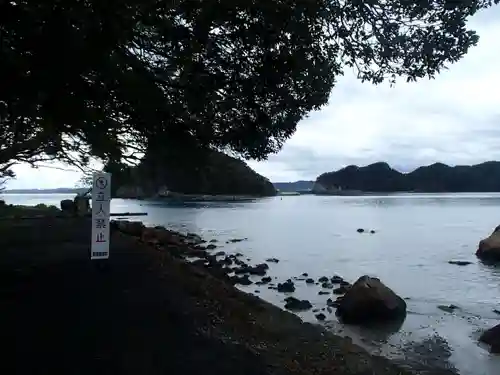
(273, 180), (314, 192)
(2, 188), (86, 194)
(109, 149), (277, 198)
(315, 161), (500, 193)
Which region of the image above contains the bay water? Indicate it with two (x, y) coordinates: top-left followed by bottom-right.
(3, 192), (500, 374)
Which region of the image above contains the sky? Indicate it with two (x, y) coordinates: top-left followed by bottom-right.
(6, 6), (500, 189)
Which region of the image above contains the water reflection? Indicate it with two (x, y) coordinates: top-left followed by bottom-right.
(337, 314), (407, 343)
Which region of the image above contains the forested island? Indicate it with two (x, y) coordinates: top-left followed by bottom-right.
(106, 150), (276, 198)
(315, 161), (500, 193)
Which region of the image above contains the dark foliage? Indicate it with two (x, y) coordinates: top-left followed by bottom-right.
(316, 161), (500, 193)
(1, 0), (498, 180)
(104, 150), (276, 197)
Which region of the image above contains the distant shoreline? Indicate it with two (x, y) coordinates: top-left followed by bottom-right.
(2, 189), (84, 194)
(4, 189), (500, 196)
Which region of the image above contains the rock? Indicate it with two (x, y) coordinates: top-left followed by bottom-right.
(333, 285), (350, 295)
(357, 228), (364, 233)
(206, 244), (217, 250)
(340, 280), (351, 287)
(250, 263), (269, 276)
(220, 256), (233, 266)
(312, 308), (319, 313)
(231, 275), (252, 286)
(185, 232), (203, 244)
(261, 276), (272, 284)
(321, 282), (334, 289)
(227, 238), (247, 243)
(437, 304), (459, 313)
(265, 258), (279, 263)
(479, 324), (500, 354)
(336, 275), (406, 324)
(235, 252), (243, 257)
(254, 290), (260, 293)
(315, 313), (326, 321)
(60, 199), (75, 213)
(318, 291), (330, 295)
(277, 280), (295, 293)
(234, 263), (268, 276)
(327, 298), (342, 308)
(448, 260), (473, 266)
(318, 276), (329, 283)
(215, 251), (226, 256)
(327, 307), (333, 313)
(209, 239), (217, 243)
(284, 297), (312, 311)
(370, 230), (376, 234)
(330, 276), (344, 284)
(305, 278), (315, 284)
(494, 309), (500, 315)
(302, 272), (308, 277)
(476, 227), (500, 261)
(234, 259), (245, 266)
(119, 221), (145, 237)
(326, 297), (340, 307)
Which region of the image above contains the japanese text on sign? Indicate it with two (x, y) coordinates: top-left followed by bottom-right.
(91, 172), (112, 260)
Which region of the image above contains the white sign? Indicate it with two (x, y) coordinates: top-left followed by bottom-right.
(91, 172), (112, 260)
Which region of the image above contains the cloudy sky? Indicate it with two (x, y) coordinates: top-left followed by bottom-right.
(6, 6), (500, 189)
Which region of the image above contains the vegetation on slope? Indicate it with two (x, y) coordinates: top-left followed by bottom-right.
(104, 150), (276, 197)
(316, 161), (500, 193)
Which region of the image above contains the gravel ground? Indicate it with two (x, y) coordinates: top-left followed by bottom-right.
(0, 217), (417, 375)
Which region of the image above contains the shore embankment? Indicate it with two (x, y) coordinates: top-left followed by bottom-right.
(0, 212), (446, 375)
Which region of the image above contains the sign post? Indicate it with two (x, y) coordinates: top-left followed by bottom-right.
(91, 172), (111, 260)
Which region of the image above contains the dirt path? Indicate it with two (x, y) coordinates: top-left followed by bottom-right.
(0, 217), (416, 375)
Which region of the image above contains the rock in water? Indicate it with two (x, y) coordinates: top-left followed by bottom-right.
(315, 313), (326, 321)
(336, 275), (406, 324)
(479, 324), (500, 354)
(266, 258), (279, 263)
(277, 280), (295, 293)
(448, 260), (473, 266)
(476, 226), (500, 261)
(284, 297), (312, 311)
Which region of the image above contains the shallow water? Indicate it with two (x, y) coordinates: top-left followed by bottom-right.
(3, 193), (500, 374)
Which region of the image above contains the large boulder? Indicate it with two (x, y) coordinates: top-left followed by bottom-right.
(113, 220), (145, 237)
(479, 324), (500, 354)
(336, 275), (406, 324)
(476, 226), (500, 261)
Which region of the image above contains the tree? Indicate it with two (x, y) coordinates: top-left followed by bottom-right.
(1, 0), (498, 178)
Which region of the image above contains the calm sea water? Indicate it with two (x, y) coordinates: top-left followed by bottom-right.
(2, 192), (500, 374)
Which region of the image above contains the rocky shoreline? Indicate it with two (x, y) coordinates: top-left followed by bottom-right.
(0, 215), (429, 375)
(114, 220), (408, 325)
